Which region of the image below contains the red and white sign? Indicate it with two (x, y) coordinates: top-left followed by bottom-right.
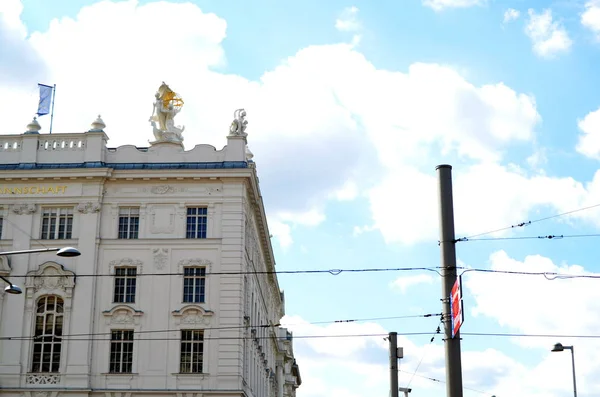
(450, 276), (464, 338)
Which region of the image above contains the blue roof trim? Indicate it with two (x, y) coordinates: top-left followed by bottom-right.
(0, 161), (248, 171)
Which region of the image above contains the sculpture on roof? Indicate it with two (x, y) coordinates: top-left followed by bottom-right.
(149, 82), (185, 144)
(229, 108), (248, 137)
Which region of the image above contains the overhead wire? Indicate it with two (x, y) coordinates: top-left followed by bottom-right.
(404, 317), (442, 389)
(459, 233), (600, 242)
(6, 266), (445, 278)
(1, 214), (51, 249)
(1, 312), (442, 341)
(8, 330), (600, 342)
(10, 264), (600, 282)
(461, 331), (600, 339)
(456, 202), (600, 241)
(2, 333), (403, 342)
(13, 265), (600, 281)
(399, 369), (494, 396)
(459, 267), (600, 280)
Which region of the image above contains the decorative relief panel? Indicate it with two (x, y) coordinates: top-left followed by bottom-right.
(12, 203), (36, 215)
(108, 258), (143, 283)
(102, 305), (144, 326)
(172, 305), (213, 326)
(177, 258), (212, 273)
(150, 185), (176, 194)
(25, 374), (60, 385)
(112, 311), (134, 325)
(148, 204), (175, 234)
(153, 248), (169, 270)
(108, 185), (189, 195)
(76, 201), (101, 214)
(25, 262), (75, 297)
(109, 258), (143, 271)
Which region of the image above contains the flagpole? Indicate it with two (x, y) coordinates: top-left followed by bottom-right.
(49, 84), (56, 134)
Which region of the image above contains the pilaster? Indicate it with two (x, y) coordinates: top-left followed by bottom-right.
(83, 131), (108, 163)
(64, 200), (102, 386)
(20, 134), (40, 164)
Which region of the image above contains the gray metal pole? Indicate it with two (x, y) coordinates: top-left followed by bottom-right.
(436, 164), (463, 397)
(0, 247), (59, 256)
(570, 347), (577, 397)
(49, 84), (56, 134)
(390, 332), (399, 397)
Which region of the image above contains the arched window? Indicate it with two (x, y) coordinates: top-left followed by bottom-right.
(31, 296), (63, 373)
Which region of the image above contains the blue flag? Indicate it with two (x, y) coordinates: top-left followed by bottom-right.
(37, 84), (53, 116)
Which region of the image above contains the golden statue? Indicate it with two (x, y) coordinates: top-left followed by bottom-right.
(149, 82), (185, 143)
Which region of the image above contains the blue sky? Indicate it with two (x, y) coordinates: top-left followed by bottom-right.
(4, 0), (600, 396)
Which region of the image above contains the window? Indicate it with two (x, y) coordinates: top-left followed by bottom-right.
(118, 207), (139, 239)
(183, 267), (206, 303)
(0, 215), (3, 239)
(31, 296), (63, 373)
(113, 268), (137, 303)
(180, 330), (204, 373)
(110, 330), (134, 373)
(41, 208), (73, 239)
(186, 207), (207, 239)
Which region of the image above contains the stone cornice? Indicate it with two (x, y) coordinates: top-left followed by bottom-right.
(245, 169), (282, 307)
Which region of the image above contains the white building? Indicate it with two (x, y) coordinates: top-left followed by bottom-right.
(0, 103), (301, 397)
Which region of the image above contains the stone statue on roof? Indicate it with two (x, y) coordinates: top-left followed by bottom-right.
(149, 82), (185, 144)
(229, 108), (248, 137)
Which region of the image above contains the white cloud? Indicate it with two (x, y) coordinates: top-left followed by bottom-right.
(335, 6), (362, 46)
(368, 162), (595, 245)
(464, 250), (600, 396)
(422, 0), (485, 12)
(7, 2), (600, 396)
(282, 313), (558, 397)
(276, 209), (326, 227)
(1, 0), (555, 250)
(352, 224), (376, 237)
(357, 64), (539, 168)
(582, 0), (600, 39)
(330, 180), (358, 201)
(281, 314), (442, 396)
(526, 147), (547, 170)
(335, 6), (361, 32)
(390, 274), (434, 293)
(1, 0), (378, 249)
(525, 9), (572, 58)
(0, 0), (26, 36)
(0, 0), (48, 87)
(467, 250), (594, 337)
(269, 221), (293, 249)
(576, 107), (600, 159)
(503, 8), (520, 23)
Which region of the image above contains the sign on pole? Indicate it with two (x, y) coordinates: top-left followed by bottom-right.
(450, 276), (464, 338)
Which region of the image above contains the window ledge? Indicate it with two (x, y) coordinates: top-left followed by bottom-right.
(101, 372), (138, 376)
(173, 372), (208, 382)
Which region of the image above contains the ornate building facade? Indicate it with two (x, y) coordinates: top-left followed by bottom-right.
(0, 99), (301, 397)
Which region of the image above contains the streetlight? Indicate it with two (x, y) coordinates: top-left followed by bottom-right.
(551, 343), (577, 397)
(0, 247), (81, 295)
(0, 275), (22, 294)
(0, 247), (81, 258)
